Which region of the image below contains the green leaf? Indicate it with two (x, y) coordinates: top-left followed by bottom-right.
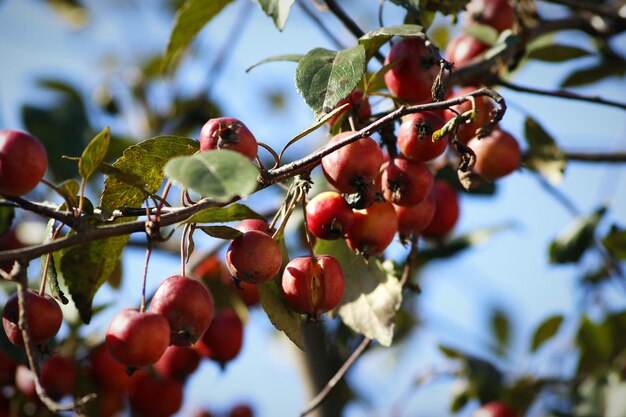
(41, 219), (69, 305)
(602, 225), (626, 260)
(549, 206), (607, 264)
(527, 44), (591, 63)
(561, 59), (626, 88)
(59, 237), (126, 323)
(417, 224), (512, 264)
(162, 0), (233, 71)
(164, 150), (259, 203)
(315, 239), (402, 347)
(254, 0), (295, 31)
(258, 278), (304, 349)
(198, 225), (242, 240)
(524, 117), (566, 185)
(185, 203), (264, 224)
(79, 127), (110, 180)
(295, 46), (366, 117)
(490, 308), (510, 356)
(359, 24), (425, 60)
(0, 206), (14, 237)
(577, 315), (613, 374)
(463, 24), (499, 46)
(245, 54), (302, 73)
(420, 0), (469, 15)
(530, 315), (564, 352)
(55, 179), (81, 208)
(100, 136), (199, 213)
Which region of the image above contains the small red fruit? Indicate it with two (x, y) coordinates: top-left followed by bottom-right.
(467, 128), (521, 180)
(229, 404), (255, 417)
(129, 370), (184, 417)
(153, 345), (201, 381)
(397, 111), (448, 162)
(14, 364), (36, 398)
(195, 309), (243, 367)
(384, 37), (438, 104)
(381, 157), (434, 206)
(2, 289), (63, 347)
(0, 229), (26, 273)
(226, 230), (282, 284)
(473, 401), (519, 417)
(321, 131), (383, 195)
(199, 117), (258, 161)
(306, 191), (355, 240)
(421, 180), (460, 239)
(281, 255), (345, 316)
(89, 344), (133, 393)
(394, 195), (436, 236)
(150, 275), (214, 346)
(0, 348), (16, 386)
(346, 200), (398, 256)
(220, 265), (261, 307)
(105, 308), (170, 367)
(40, 355), (77, 400)
(327, 89), (372, 128)
(237, 218), (272, 234)
(445, 34), (490, 68)
(0, 129), (48, 196)
(464, 0), (514, 33)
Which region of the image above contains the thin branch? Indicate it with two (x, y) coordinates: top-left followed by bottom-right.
(563, 152), (626, 163)
(497, 78), (626, 111)
(540, 0), (625, 20)
(323, 0), (386, 64)
(3, 196), (77, 226)
(300, 336), (372, 417)
(15, 265), (95, 414)
(266, 87), (506, 183)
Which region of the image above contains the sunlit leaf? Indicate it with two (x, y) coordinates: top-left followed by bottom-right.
(602, 225), (626, 260)
(164, 150), (259, 203)
(549, 206), (607, 264)
(524, 117), (566, 185)
(561, 58), (626, 88)
(315, 239), (402, 346)
(79, 127), (110, 180)
(359, 24), (425, 59)
(245, 54), (302, 73)
(198, 225), (242, 240)
(530, 315), (563, 352)
(185, 203), (264, 224)
(254, 0), (295, 31)
(463, 23), (498, 46)
(163, 0), (233, 71)
(0, 206), (14, 237)
(41, 219), (68, 304)
(527, 44), (591, 62)
(295, 46), (366, 117)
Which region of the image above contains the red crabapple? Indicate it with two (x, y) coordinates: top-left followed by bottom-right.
(473, 402), (519, 417)
(199, 117), (258, 160)
(2, 289), (63, 347)
(281, 255), (345, 317)
(195, 309), (243, 367)
(0, 129), (48, 196)
(381, 157), (434, 206)
(384, 37), (438, 104)
(153, 345), (201, 381)
(129, 370), (184, 417)
(327, 89), (372, 128)
(394, 194), (436, 236)
(105, 308), (170, 367)
(346, 200), (398, 256)
(467, 128), (521, 180)
(226, 230), (282, 284)
(464, 0), (514, 33)
(421, 180), (460, 239)
(445, 33), (490, 69)
(150, 275), (214, 346)
(397, 111), (448, 162)
(306, 191), (355, 240)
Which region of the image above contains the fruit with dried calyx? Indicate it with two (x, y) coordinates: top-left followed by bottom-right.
(199, 117), (258, 161)
(346, 200), (398, 256)
(381, 157), (434, 206)
(397, 111), (448, 162)
(305, 191), (355, 240)
(226, 231), (282, 284)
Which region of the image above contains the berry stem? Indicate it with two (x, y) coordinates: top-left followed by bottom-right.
(140, 239), (153, 313)
(77, 177), (87, 216)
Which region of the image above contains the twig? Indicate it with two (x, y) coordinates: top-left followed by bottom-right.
(3, 196), (77, 227)
(540, 0), (625, 20)
(15, 265), (95, 414)
(300, 336), (372, 417)
(497, 78), (626, 111)
(323, 0), (386, 64)
(267, 87), (506, 183)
